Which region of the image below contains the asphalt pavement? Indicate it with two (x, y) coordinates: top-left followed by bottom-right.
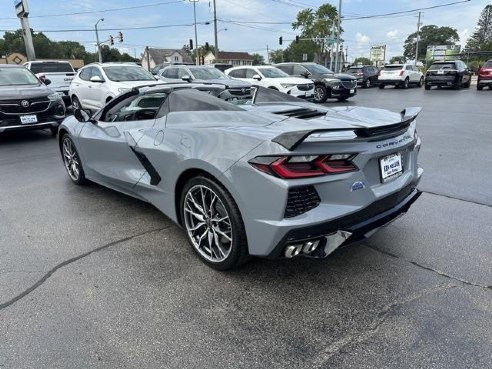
(0, 85), (491, 369)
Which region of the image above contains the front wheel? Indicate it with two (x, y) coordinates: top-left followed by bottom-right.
(402, 78), (409, 89)
(363, 79), (371, 88)
(313, 84), (328, 103)
(61, 135), (87, 185)
(181, 176), (249, 270)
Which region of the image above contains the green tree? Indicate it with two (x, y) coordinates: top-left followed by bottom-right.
(269, 49), (284, 64)
(251, 53), (265, 65)
(353, 57), (372, 66)
(465, 5), (492, 52)
(403, 25), (459, 61)
(283, 39), (319, 62)
(389, 56), (406, 64)
(292, 3), (340, 62)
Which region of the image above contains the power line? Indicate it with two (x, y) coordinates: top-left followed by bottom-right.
(0, 0), (183, 20)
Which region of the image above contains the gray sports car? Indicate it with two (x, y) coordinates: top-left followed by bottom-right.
(58, 83), (423, 270)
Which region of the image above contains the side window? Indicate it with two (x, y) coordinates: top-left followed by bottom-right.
(245, 68), (257, 78)
(292, 65), (306, 76)
(92, 67), (104, 80)
(229, 69), (246, 78)
(177, 68), (188, 78)
(102, 92), (168, 122)
(163, 68), (179, 79)
(79, 67), (91, 81)
(405, 65), (412, 71)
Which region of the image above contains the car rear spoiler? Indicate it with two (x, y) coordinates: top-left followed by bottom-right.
(272, 107), (422, 151)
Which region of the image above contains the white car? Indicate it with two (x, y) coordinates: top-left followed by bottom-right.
(225, 66), (314, 99)
(69, 63), (161, 112)
(378, 64), (424, 89)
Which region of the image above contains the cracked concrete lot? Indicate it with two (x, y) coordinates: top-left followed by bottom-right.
(0, 87), (491, 368)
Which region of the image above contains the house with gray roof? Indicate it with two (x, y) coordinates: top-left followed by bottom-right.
(204, 51), (254, 66)
(141, 48), (193, 71)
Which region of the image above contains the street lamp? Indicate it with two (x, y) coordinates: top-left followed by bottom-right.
(95, 18), (104, 63)
(189, 0), (199, 65)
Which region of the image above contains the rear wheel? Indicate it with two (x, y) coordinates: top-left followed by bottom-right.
(180, 176), (249, 270)
(417, 77), (424, 87)
(453, 78), (462, 90)
(61, 135), (87, 185)
(425, 84), (431, 90)
(463, 78), (471, 88)
(363, 79), (371, 88)
(477, 84), (483, 91)
(378, 84), (385, 89)
(402, 78), (409, 89)
(313, 84), (328, 103)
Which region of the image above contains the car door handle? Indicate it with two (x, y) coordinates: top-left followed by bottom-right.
(88, 86), (92, 88)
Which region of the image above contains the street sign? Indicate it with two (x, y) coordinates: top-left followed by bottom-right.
(14, 0), (29, 17)
(370, 45), (386, 64)
(302, 53), (308, 61)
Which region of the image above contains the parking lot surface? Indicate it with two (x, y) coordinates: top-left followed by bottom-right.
(1, 86), (491, 368)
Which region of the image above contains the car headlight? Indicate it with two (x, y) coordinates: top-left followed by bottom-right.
(48, 92), (63, 101)
(118, 88), (130, 93)
(280, 83), (296, 88)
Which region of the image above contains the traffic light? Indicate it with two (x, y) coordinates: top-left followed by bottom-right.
(279, 36), (283, 45)
(109, 35), (114, 46)
(295, 35), (300, 43)
(117, 31), (123, 43)
(205, 42), (209, 51)
(189, 39), (194, 50)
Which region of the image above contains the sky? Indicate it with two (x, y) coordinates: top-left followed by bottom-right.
(0, 0), (489, 62)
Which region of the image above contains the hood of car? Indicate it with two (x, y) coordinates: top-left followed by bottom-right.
(117, 80), (163, 89)
(267, 77), (313, 85)
(320, 73), (355, 81)
(0, 84), (52, 100)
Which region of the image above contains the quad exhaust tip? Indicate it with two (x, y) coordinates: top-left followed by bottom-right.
(284, 240), (321, 258)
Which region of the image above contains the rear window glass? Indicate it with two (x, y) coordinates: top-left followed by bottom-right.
(483, 61), (492, 68)
(348, 68), (362, 73)
(428, 63), (455, 70)
(29, 63), (74, 73)
(383, 65), (403, 71)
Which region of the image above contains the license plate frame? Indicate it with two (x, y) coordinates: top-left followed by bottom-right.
(350, 89), (355, 93)
(379, 152), (403, 183)
(20, 115), (38, 124)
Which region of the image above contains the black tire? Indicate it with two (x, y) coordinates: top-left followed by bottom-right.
(425, 84), (431, 90)
(313, 84), (328, 103)
(417, 77), (424, 87)
(61, 134), (87, 185)
(477, 84), (483, 91)
(71, 95), (82, 110)
(363, 79), (371, 88)
(402, 78), (409, 89)
(453, 78), (462, 90)
(378, 84), (385, 89)
(463, 78), (471, 88)
(180, 175), (249, 270)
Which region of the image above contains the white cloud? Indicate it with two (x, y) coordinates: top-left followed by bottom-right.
(386, 29), (399, 39)
(355, 32), (370, 44)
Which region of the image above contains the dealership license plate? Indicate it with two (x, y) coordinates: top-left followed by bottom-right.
(380, 153), (403, 182)
(20, 115), (38, 124)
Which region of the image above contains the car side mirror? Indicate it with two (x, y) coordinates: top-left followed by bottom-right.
(301, 71), (311, 78)
(74, 108), (93, 123)
(43, 78), (52, 86)
(90, 75), (104, 83)
(181, 74), (193, 82)
(252, 74), (262, 81)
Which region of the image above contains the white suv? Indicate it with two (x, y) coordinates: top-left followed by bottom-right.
(69, 63), (161, 112)
(378, 64), (424, 89)
(225, 66), (314, 98)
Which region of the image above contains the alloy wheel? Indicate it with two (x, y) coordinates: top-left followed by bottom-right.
(183, 185), (233, 263)
(62, 137), (81, 182)
(314, 85), (327, 102)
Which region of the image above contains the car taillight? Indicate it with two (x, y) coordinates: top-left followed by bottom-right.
(399, 70), (405, 76)
(249, 154), (357, 179)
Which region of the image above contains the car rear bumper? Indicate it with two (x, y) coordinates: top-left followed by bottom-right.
(0, 121), (60, 133)
(425, 77), (459, 86)
(267, 184), (422, 259)
(378, 79), (405, 85)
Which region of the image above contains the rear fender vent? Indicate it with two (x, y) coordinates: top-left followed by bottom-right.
(274, 108), (327, 120)
(285, 185), (321, 218)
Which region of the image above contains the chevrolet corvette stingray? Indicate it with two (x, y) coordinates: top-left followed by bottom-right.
(58, 83), (423, 270)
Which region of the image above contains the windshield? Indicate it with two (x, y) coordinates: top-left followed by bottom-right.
(304, 64), (334, 74)
(0, 67), (40, 86)
(103, 66), (155, 82)
(484, 61), (492, 69)
(189, 67), (229, 80)
(30, 63), (74, 74)
(428, 63), (455, 70)
(258, 67), (289, 78)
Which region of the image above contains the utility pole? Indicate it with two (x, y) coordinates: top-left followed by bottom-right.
(415, 12), (422, 65)
(95, 18), (104, 63)
(266, 45), (270, 64)
(334, 0), (342, 73)
(15, 0), (35, 61)
(213, 0), (218, 61)
(345, 46), (348, 66)
(145, 46), (151, 71)
(190, 0), (199, 65)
